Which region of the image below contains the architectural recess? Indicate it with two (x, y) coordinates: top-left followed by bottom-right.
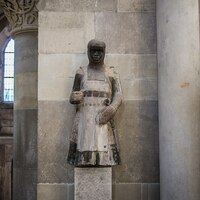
(0, 0), (38, 36)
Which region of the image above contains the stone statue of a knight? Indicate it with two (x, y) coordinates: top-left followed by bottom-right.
(67, 39), (123, 167)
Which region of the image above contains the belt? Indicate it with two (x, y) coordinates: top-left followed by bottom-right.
(83, 103), (102, 107)
(83, 90), (109, 98)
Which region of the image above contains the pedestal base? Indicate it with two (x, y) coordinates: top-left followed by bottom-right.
(75, 167), (112, 200)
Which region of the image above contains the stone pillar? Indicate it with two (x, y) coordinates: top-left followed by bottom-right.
(0, 1), (38, 200)
(157, 0), (200, 200)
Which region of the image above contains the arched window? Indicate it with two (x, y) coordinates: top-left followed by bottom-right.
(3, 39), (14, 102)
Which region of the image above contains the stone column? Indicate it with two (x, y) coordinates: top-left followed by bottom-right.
(157, 1), (200, 200)
(0, 1), (38, 200)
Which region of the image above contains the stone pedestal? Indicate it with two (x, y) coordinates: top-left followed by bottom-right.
(75, 168), (112, 200)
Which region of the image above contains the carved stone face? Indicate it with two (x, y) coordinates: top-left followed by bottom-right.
(87, 39), (106, 65)
(88, 47), (105, 64)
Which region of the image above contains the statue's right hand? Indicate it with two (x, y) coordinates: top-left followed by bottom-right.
(95, 105), (116, 125)
(70, 91), (84, 104)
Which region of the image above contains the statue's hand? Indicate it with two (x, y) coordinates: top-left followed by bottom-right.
(96, 105), (116, 125)
(70, 91), (84, 104)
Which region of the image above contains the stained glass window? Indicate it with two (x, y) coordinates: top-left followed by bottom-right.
(3, 39), (14, 102)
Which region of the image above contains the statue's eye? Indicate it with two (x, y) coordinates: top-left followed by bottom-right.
(90, 50), (96, 54)
(90, 49), (102, 54)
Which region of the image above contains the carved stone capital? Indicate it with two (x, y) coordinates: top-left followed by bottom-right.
(0, 0), (38, 37)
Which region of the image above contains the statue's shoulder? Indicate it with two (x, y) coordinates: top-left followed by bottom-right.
(105, 66), (119, 78)
(76, 66), (87, 75)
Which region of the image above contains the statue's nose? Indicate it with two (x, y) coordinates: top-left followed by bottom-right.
(94, 51), (99, 55)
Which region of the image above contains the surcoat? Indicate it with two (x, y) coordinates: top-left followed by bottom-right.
(67, 65), (122, 166)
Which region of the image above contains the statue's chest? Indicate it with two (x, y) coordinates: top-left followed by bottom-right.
(87, 68), (105, 81)
(81, 69), (111, 93)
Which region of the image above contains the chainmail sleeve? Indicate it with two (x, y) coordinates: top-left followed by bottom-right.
(110, 67), (123, 111)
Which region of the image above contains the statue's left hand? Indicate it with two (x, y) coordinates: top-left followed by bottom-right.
(96, 105), (116, 125)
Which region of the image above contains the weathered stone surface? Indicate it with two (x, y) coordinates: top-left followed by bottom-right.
(113, 183), (141, 200)
(113, 183), (159, 200)
(121, 78), (157, 101)
(75, 168), (112, 200)
(39, 53), (87, 79)
(106, 54), (158, 101)
(95, 12), (156, 54)
(38, 101), (75, 183)
(38, 0), (117, 12)
(37, 184), (73, 200)
(118, 0), (155, 12)
(15, 32), (38, 74)
(38, 53), (87, 101)
(13, 110), (37, 169)
(15, 73), (37, 110)
(113, 100), (159, 183)
(39, 12), (88, 29)
(38, 77), (73, 101)
(39, 12), (95, 54)
(67, 184), (74, 200)
(13, 168), (37, 200)
(105, 54), (157, 80)
(157, 0), (200, 200)
(142, 183), (148, 200)
(37, 183), (159, 200)
(148, 184), (160, 200)
(39, 30), (88, 53)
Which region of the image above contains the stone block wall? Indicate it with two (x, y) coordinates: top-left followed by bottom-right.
(38, 0), (159, 199)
